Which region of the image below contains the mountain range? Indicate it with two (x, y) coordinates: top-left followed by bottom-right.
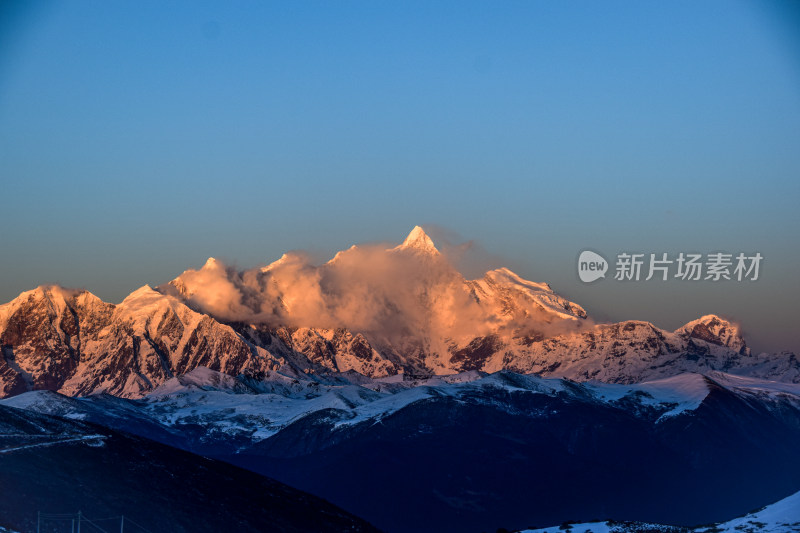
(1, 227), (797, 399)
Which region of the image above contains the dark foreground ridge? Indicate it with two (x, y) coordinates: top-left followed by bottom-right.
(0, 404), (380, 533)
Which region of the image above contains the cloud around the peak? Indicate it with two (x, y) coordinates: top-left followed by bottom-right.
(158, 228), (588, 345)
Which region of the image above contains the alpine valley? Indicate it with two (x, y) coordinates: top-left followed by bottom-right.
(1, 227), (799, 533)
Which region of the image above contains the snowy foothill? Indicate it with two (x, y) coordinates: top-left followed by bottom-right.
(6, 365), (799, 447)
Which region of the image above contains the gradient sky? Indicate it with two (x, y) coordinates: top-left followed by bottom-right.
(1, 1), (798, 353)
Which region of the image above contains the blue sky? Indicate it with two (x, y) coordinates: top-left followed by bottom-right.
(1, 0), (798, 352)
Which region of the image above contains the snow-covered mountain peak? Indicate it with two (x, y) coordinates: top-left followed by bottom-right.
(682, 314), (731, 329)
(262, 252), (305, 272)
(677, 314), (748, 355)
(33, 284), (76, 298)
(118, 284), (163, 308)
(469, 267), (588, 323)
(202, 257), (222, 270)
(114, 285), (205, 335)
(0, 285), (93, 330)
(393, 226), (439, 255)
(326, 245), (360, 265)
(73, 289), (105, 308)
(20, 285), (84, 306)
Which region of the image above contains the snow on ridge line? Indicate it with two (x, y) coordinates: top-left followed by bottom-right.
(706, 371), (800, 396)
(7, 367), (799, 445)
(586, 373), (712, 420)
(141, 366), (800, 404)
(520, 489), (800, 533)
(0, 434), (107, 455)
(482, 267), (553, 293)
(146, 368), (800, 432)
(707, 488), (800, 532)
(6, 368), (800, 449)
